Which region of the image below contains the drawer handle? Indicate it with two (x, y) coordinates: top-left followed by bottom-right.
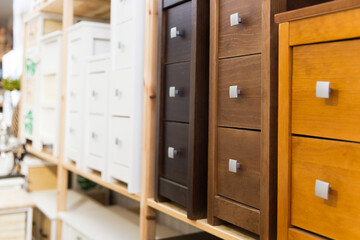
(69, 128), (75, 133)
(70, 91), (76, 97)
(40, 229), (48, 239)
(315, 179), (330, 200)
(118, 42), (125, 49)
(230, 13), (243, 26)
(229, 86), (241, 98)
(316, 81), (331, 99)
(92, 90), (98, 97)
(168, 147), (178, 159)
(115, 138), (122, 145)
(169, 86), (180, 97)
(170, 27), (183, 39)
(91, 132), (97, 139)
(71, 55), (77, 61)
(115, 89), (122, 97)
(229, 159), (241, 173)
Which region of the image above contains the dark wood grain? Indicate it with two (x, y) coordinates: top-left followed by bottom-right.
(164, 0), (189, 9)
(165, 1), (192, 64)
(161, 121), (189, 186)
(217, 55), (261, 129)
(159, 177), (188, 207)
(217, 128), (260, 208)
(218, 0), (262, 58)
(164, 62), (190, 123)
(287, 0), (332, 11)
(214, 196), (260, 234)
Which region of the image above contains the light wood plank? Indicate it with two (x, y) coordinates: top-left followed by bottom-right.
(147, 199), (258, 240)
(277, 22), (292, 240)
(28, 166), (57, 192)
(26, 144), (59, 165)
(0, 212), (26, 240)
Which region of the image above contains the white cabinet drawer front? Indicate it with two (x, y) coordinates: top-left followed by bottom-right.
(40, 108), (57, 144)
(115, 0), (133, 24)
(69, 38), (82, 76)
(88, 57), (109, 74)
(115, 21), (133, 69)
(93, 38), (110, 55)
(88, 114), (107, 158)
(109, 116), (131, 167)
(41, 74), (57, 106)
(109, 162), (130, 183)
(87, 154), (105, 172)
(110, 69), (133, 117)
(88, 72), (108, 115)
(42, 39), (60, 75)
(66, 112), (81, 161)
(68, 75), (82, 112)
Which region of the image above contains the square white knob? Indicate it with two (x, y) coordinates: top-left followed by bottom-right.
(315, 179), (330, 200)
(170, 27), (177, 38)
(168, 147), (175, 159)
(169, 86), (179, 97)
(316, 81), (331, 98)
(230, 13), (242, 26)
(229, 159), (240, 173)
(229, 86), (240, 98)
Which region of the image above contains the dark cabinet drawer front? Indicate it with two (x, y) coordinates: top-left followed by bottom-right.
(164, 62), (190, 122)
(218, 0), (261, 58)
(218, 55), (261, 129)
(161, 122), (189, 186)
(217, 127), (260, 208)
(165, 1), (192, 63)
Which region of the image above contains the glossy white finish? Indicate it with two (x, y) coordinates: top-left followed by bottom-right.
(169, 86), (179, 97)
(315, 179), (330, 200)
(230, 12), (242, 26)
(228, 159), (241, 173)
(229, 85), (241, 98)
(316, 81), (331, 99)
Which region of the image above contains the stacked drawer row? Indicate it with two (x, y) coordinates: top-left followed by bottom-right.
(278, 5), (360, 239)
(155, 0), (209, 219)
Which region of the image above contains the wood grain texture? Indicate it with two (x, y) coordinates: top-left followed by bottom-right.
(292, 39), (360, 142)
(159, 178), (188, 207)
(289, 7), (360, 46)
(218, 0), (261, 58)
(0, 212), (26, 240)
(217, 55), (261, 129)
(291, 136), (360, 239)
(288, 228), (328, 240)
(277, 22), (291, 240)
(165, 1), (192, 64)
(28, 166), (57, 192)
(40, 212), (51, 240)
(164, 0), (188, 9)
(164, 62), (190, 123)
(214, 196), (260, 235)
(217, 128), (260, 208)
(162, 232), (221, 240)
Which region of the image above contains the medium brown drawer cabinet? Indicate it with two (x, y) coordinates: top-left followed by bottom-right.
(277, 2), (360, 239)
(155, 0), (209, 219)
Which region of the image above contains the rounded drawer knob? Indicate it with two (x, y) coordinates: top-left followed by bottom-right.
(229, 85), (241, 98)
(115, 138), (121, 145)
(69, 128), (75, 133)
(168, 147), (178, 159)
(91, 132), (97, 139)
(169, 86), (180, 97)
(316, 81), (332, 99)
(70, 91), (76, 97)
(315, 179), (330, 200)
(118, 42), (125, 49)
(115, 89), (122, 97)
(230, 13), (243, 26)
(170, 27), (183, 39)
(228, 159), (241, 173)
(92, 90), (98, 97)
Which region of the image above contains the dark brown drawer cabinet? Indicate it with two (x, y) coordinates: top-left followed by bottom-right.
(208, 0), (332, 238)
(155, 0), (209, 220)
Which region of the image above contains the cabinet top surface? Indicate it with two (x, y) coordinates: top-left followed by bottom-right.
(0, 189), (34, 211)
(275, 0), (360, 23)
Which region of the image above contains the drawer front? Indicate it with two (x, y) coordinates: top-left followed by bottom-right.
(291, 136), (360, 239)
(218, 55), (261, 129)
(217, 127), (260, 208)
(161, 121), (189, 186)
(109, 116), (131, 168)
(68, 75), (82, 112)
(40, 108), (57, 143)
(292, 40), (360, 142)
(165, 1), (192, 63)
(42, 38), (60, 75)
(41, 74), (57, 105)
(164, 62), (190, 123)
(288, 228), (329, 240)
(88, 114), (107, 158)
(109, 69), (133, 117)
(88, 71), (108, 115)
(0, 212), (26, 240)
(115, 21), (133, 69)
(69, 38), (82, 76)
(66, 112), (81, 161)
(26, 19), (39, 48)
(218, 0), (261, 58)
(115, 0), (133, 24)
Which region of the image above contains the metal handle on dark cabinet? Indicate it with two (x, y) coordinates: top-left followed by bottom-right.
(315, 179), (330, 200)
(230, 13), (243, 26)
(228, 159), (241, 173)
(229, 85), (241, 98)
(170, 27), (183, 38)
(169, 86), (180, 97)
(316, 81), (332, 99)
(168, 147), (178, 159)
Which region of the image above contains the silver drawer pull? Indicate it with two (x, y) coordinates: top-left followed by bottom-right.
(91, 132), (97, 139)
(169, 86), (179, 97)
(230, 13), (243, 26)
(315, 179), (330, 200)
(69, 128), (75, 133)
(70, 91), (76, 97)
(229, 85), (241, 98)
(115, 89), (121, 97)
(118, 42), (125, 49)
(92, 90), (98, 97)
(316, 81), (331, 99)
(229, 159), (241, 173)
(115, 138), (121, 145)
(170, 27), (183, 38)
(168, 147), (178, 159)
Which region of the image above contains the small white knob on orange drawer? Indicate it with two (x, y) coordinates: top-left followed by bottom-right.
(229, 86), (241, 98)
(229, 159), (241, 173)
(168, 147), (178, 159)
(315, 179), (330, 200)
(169, 86), (179, 97)
(316, 81), (331, 98)
(230, 13), (243, 26)
(170, 27), (183, 39)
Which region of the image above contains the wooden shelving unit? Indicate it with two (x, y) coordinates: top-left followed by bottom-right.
(25, 144), (59, 165)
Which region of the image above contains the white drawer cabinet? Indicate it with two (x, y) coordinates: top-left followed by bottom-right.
(62, 223), (89, 240)
(107, 0), (145, 193)
(65, 21), (110, 168)
(38, 31), (62, 157)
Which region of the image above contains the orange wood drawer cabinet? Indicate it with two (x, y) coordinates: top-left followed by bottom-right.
(277, 1), (360, 239)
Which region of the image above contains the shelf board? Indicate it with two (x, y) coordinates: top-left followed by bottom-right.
(39, 0), (110, 19)
(26, 144), (59, 165)
(62, 162), (140, 202)
(146, 199), (259, 240)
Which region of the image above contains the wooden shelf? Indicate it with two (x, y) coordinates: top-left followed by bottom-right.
(38, 0), (110, 19)
(26, 144), (59, 165)
(146, 199), (259, 240)
(63, 162), (141, 202)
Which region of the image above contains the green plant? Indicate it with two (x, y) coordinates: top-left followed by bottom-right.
(2, 77), (21, 91)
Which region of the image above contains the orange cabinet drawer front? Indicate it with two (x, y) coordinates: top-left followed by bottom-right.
(292, 39), (360, 142)
(291, 136), (360, 239)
